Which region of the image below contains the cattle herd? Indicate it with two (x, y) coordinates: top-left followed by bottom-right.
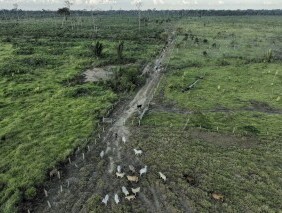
(101, 147), (167, 206)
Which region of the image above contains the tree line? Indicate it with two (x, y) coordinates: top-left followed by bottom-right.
(1, 9), (282, 20)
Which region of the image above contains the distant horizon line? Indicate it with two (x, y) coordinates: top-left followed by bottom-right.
(1, 8), (281, 11)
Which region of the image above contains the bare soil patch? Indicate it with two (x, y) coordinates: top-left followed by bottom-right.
(83, 67), (112, 82)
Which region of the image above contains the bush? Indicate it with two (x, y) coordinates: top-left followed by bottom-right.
(108, 66), (145, 92)
(2, 37), (12, 42)
(24, 187), (37, 200)
(191, 112), (212, 129)
(242, 125), (260, 135)
(15, 47), (34, 55)
(159, 32), (169, 42)
(216, 59), (230, 66)
(90, 41), (103, 57)
(0, 62), (31, 76)
(264, 49), (273, 63)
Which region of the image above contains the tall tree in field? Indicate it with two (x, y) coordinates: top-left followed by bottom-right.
(13, 3), (19, 21)
(64, 0), (73, 9)
(57, 7), (70, 27)
(132, 0), (142, 31)
(117, 41), (124, 61)
(57, 1), (72, 27)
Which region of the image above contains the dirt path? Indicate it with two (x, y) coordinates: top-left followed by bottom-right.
(26, 33), (176, 213)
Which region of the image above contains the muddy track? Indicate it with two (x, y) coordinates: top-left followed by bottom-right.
(25, 33), (176, 213)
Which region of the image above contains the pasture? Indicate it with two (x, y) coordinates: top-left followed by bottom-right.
(126, 16), (282, 212)
(0, 11), (281, 212)
(0, 13), (168, 212)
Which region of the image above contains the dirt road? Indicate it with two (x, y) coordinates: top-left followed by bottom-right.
(26, 33), (176, 213)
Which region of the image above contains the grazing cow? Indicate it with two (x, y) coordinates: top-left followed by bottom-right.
(100, 150), (105, 158)
(137, 104), (142, 109)
(125, 195), (136, 201)
(127, 175), (139, 183)
(49, 169), (58, 178)
(116, 172), (125, 178)
(212, 192), (224, 201)
(122, 136), (126, 143)
(117, 165), (121, 173)
(139, 166), (148, 176)
(129, 165), (136, 173)
(114, 194), (120, 204)
(133, 149), (143, 156)
(102, 194), (109, 206)
(132, 187), (141, 195)
(159, 172), (167, 182)
(122, 186), (129, 196)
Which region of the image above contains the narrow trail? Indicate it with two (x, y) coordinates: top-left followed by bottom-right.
(28, 32), (176, 213)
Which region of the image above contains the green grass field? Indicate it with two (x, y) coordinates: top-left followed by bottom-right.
(1, 13), (282, 212)
(0, 15), (167, 212)
(128, 16), (282, 212)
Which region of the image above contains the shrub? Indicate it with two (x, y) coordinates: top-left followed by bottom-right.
(242, 125), (260, 135)
(191, 112), (212, 129)
(216, 59), (230, 66)
(2, 37), (12, 42)
(15, 46), (35, 55)
(90, 41), (103, 57)
(108, 66), (145, 92)
(264, 49), (273, 63)
(24, 187), (37, 200)
(0, 62), (31, 76)
(159, 32), (169, 42)
(117, 41), (124, 61)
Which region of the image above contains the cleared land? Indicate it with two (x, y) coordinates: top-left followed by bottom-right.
(0, 13), (281, 213)
(128, 16), (282, 212)
(0, 14), (169, 212)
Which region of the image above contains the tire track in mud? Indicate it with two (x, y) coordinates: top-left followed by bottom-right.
(29, 33), (176, 213)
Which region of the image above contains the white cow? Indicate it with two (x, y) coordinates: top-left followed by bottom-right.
(129, 165), (136, 173)
(159, 172), (167, 182)
(122, 136), (126, 143)
(117, 165), (121, 173)
(122, 186), (129, 196)
(102, 194), (109, 206)
(132, 187), (141, 195)
(114, 194), (120, 204)
(133, 149), (143, 156)
(100, 151), (105, 158)
(139, 165), (148, 176)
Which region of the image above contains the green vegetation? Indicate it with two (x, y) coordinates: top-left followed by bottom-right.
(0, 14), (168, 212)
(1, 10), (282, 212)
(128, 16), (282, 212)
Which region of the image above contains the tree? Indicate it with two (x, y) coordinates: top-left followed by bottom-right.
(13, 3), (19, 21)
(117, 41), (124, 61)
(64, 0), (73, 9)
(133, 0), (142, 31)
(57, 8), (70, 17)
(57, 7), (70, 27)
